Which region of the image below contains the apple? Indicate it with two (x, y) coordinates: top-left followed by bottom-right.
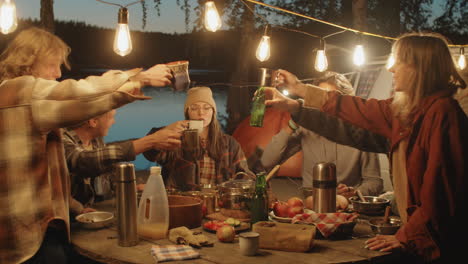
(304, 196), (314, 210)
(216, 225), (235, 242)
(273, 201), (290, 218)
(336, 194), (349, 210)
(287, 206), (304, 218)
(287, 197), (304, 208)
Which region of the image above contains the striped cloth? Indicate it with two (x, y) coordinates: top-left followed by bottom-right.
(292, 212), (359, 238)
(151, 245), (200, 262)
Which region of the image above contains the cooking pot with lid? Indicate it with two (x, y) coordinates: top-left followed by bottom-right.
(218, 179), (255, 210)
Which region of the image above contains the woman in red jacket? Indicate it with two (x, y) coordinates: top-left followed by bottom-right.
(264, 32), (467, 263)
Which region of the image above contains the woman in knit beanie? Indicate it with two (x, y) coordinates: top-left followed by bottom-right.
(144, 86), (254, 191)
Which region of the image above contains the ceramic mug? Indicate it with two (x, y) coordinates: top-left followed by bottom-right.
(188, 120), (203, 134)
(167, 60), (190, 91)
(239, 232), (260, 256)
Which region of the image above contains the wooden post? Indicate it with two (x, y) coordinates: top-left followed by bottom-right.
(40, 0), (55, 33)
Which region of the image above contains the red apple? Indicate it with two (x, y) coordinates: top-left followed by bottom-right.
(287, 197), (304, 208)
(273, 201), (290, 218)
(216, 225), (235, 242)
(287, 206), (304, 218)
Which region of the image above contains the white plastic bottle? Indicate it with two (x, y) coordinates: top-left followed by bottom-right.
(137, 166), (169, 239)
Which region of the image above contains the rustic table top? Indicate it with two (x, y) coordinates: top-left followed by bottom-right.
(71, 200), (397, 264)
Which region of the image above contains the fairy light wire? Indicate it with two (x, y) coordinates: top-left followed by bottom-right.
(96, 0), (143, 8)
(242, 0), (467, 48)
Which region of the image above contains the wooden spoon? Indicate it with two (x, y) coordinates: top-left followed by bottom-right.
(383, 205), (391, 223)
(265, 165), (281, 182)
(356, 189), (366, 202)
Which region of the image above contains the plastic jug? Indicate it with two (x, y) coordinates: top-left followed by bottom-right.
(137, 166), (169, 239)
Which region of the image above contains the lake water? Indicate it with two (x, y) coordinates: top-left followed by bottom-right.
(104, 86), (228, 170)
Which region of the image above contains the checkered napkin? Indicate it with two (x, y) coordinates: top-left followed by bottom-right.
(291, 212), (359, 238)
(151, 245), (200, 263)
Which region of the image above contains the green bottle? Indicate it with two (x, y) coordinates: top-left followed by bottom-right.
(250, 86), (266, 127)
(250, 172), (269, 224)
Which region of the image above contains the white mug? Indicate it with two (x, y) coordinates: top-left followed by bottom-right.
(189, 120), (203, 134)
(239, 232), (259, 256)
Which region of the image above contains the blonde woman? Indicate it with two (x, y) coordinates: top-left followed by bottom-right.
(144, 86), (254, 191)
(0, 27), (173, 264)
(264, 33), (467, 263)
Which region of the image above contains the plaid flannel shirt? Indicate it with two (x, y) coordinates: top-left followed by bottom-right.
(0, 70), (143, 264)
(62, 128), (136, 207)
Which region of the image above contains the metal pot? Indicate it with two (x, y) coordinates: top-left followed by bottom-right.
(349, 196), (390, 215)
(218, 179), (255, 210)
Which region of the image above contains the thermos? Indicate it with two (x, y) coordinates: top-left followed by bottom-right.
(113, 162), (139, 247)
(312, 162), (337, 213)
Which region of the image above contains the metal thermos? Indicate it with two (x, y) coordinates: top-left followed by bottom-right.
(312, 162), (337, 213)
(113, 162), (139, 247)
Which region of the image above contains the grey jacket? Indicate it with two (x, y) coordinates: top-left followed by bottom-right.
(261, 125), (383, 196)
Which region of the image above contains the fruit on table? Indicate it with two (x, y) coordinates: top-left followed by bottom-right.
(304, 196), (314, 210)
(203, 220), (229, 231)
(224, 218), (241, 227)
(336, 194), (349, 210)
(287, 197), (304, 208)
(272, 201), (290, 218)
(287, 206), (304, 218)
(216, 225), (235, 242)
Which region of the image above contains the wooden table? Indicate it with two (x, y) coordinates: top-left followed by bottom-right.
(71, 200), (398, 264)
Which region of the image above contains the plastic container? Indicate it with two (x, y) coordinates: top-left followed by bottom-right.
(137, 166), (169, 240)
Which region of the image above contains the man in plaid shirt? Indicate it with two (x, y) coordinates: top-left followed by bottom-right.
(63, 110), (183, 210)
(0, 27), (173, 264)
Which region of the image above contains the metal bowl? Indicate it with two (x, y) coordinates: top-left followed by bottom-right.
(75, 211), (114, 229)
(368, 217), (401, 235)
(349, 196), (390, 215)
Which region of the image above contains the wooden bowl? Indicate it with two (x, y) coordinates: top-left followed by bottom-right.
(168, 195), (203, 229)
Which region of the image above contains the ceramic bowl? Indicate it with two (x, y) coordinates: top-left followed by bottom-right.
(75, 211), (114, 229)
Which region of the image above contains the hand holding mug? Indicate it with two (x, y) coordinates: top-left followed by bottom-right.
(136, 64), (173, 87)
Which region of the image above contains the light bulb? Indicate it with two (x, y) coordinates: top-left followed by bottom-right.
(113, 8), (132, 56)
(457, 48), (466, 70)
(386, 54), (395, 69)
(282, 90), (289, 96)
(353, 44), (365, 66)
(0, 0), (18, 34)
(315, 50), (328, 72)
(204, 1), (221, 32)
(256, 35), (271, 62)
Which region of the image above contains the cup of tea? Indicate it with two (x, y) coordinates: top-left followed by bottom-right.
(167, 60), (190, 91)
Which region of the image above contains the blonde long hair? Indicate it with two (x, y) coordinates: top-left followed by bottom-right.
(390, 32), (466, 125)
(0, 27), (71, 81)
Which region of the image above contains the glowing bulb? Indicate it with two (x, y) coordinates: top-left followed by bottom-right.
(204, 1), (221, 32)
(315, 50), (328, 72)
(457, 48), (466, 70)
(353, 44), (365, 66)
(386, 54), (395, 69)
(256, 36), (271, 62)
(113, 8), (132, 56)
(282, 90), (289, 96)
(0, 0), (17, 34)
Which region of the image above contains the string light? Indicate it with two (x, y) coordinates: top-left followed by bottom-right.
(256, 26), (271, 62)
(0, 0), (17, 34)
(315, 38), (328, 72)
(204, 1), (222, 32)
(113, 7), (132, 56)
(353, 35), (365, 66)
(458, 47), (466, 70)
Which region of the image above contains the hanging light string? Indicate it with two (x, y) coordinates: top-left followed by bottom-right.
(242, 0), (467, 48)
(95, 0), (143, 8)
